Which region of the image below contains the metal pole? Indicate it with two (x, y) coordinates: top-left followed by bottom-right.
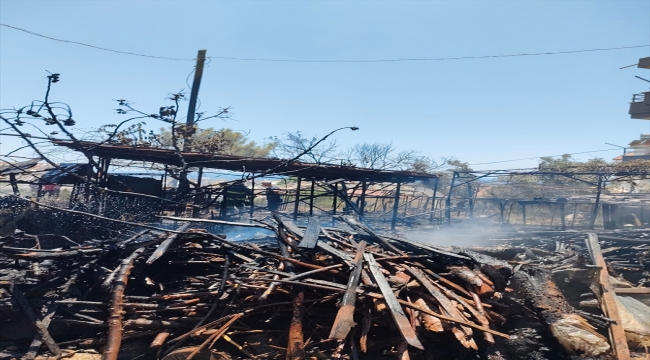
(183, 49), (207, 152)
(293, 177), (302, 221)
(391, 182), (402, 230)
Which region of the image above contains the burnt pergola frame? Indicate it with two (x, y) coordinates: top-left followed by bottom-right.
(53, 140), (439, 230)
(446, 167), (650, 229)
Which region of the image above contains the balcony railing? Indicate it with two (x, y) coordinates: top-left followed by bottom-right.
(632, 93), (646, 103)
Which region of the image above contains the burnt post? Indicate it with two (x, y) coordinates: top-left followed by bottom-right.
(429, 178), (438, 224)
(309, 179), (315, 216)
(445, 172), (458, 224)
(391, 182), (401, 230)
(589, 175), (603, 230)
(331, 183), (338, 227)
(191, 167), (203, 218)
(9, 174), (19, 196)
(359, 181), (367, 217)
(467, 182), (474, 218)
(249, 175), (255, 221)
(293, 177), (302, 221)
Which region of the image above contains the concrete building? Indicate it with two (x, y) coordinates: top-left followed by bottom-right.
(612, 134), (650, 162)
(629, 57), (650, 120)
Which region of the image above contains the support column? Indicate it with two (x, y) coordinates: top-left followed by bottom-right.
(360, 181), (367, 217)
(445, 172), (458, 224)
(293, 177), (302, 221)
(249, 175), (255, 221)
(589, 176), (603, 230)
(332, 183), (338, 226)
(9, 174), (19, 196)
(522, 203), (527, 225)
(391, 182), (402, 230)
(309, 179), (315, 216)
(192, 167), (203, 218)
(467, 182), (474, 218)
(560, 202), (566, 231)
(429, 178), (439, 225)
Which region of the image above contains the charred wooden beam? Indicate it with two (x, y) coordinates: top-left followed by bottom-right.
(585, 233), (632, 360)
(103, 246), (146, 360)
(364, 253), (424, 350)
(329, 241), (366, 340)
(510, 266), (611, 358)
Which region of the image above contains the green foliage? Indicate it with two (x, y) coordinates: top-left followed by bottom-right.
(158, 127), (275, 157)
(445, 159), (473, 172)
(538, 154), (608, 172)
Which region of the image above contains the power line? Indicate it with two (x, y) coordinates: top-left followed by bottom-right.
(468, 149), (620, 166)
(2, 23), (648, 63)
(208, 46), (650, 63)
(0, 23), (192, 61)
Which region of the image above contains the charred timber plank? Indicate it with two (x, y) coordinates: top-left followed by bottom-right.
(329, 241), (366, 340)
(597, 235), (650, 243)
(273, 213), (304, 238)
(586, 234), (631, 360)
(160, 215), (273, 230)
(286, 291), (306, 360)
(317, 241), (353, 263)
(103, 247), (146, 360)
(511, 266), (611, 357)
(12, 288), (60, 357)
(1, 248), (103, 260)
(613, 287), (650, 294)
(404, 265), (478, 349)
(341, 216), (404, 254)
(145, 222), (190, 265)
(298, 217), (320, 249)
(364, 253), (424, 350)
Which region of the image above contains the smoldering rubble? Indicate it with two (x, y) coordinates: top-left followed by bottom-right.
(2, 206), (649, 360)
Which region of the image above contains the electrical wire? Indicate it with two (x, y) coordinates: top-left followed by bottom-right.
(468, 149), (621, 166)
(2, 23), (648, 63)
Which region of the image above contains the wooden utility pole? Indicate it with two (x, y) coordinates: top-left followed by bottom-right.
(183, 49), (207, 152)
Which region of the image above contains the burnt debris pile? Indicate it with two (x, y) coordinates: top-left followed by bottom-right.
(1, 215), (649, 360)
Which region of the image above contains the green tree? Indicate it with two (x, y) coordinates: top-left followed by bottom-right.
(158, 127), (274, 157)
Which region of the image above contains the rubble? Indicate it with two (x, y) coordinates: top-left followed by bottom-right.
(1, 209), (649, 360)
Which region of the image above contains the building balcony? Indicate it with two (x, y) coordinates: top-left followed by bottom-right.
(630, 92), (650, 120)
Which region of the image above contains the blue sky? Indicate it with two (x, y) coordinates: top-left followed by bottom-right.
(1, 0), (649, 171)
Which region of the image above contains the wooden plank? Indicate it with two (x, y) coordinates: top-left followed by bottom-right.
(317, 241), (353, 263)
(145, 222), (190, 265)
(298, 217), (320, 249)
(585, 233), (631, 360)
(329, 241), (366, 340)
(272, 213), (307, 243)
(613, 287), (650, 294)
(363, 253), (423, 349)
(341, 216), (403, 254)
(404, 265), (478, 349)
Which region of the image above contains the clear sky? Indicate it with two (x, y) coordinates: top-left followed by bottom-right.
(1, 0), (649, 171)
